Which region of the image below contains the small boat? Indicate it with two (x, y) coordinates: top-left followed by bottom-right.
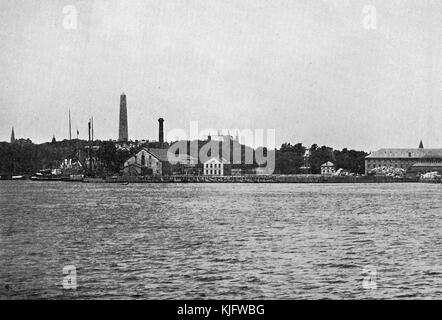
(30, 171), (63, 181)
(29, 169), (66, 181)
(68, 174), (84, 182)
(12, 175), (26, 180)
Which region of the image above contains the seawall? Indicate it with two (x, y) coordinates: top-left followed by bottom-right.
(83, 175), (421, 184)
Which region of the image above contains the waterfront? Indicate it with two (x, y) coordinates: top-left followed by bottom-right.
(0, 182), (441, 299)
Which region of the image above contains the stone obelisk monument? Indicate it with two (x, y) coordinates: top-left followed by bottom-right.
(118, 93), (128, 142)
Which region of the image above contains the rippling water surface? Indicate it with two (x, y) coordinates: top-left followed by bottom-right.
(0, 181), (441, 299)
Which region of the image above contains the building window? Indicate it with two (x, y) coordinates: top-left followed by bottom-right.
(141, 154), (145, 166)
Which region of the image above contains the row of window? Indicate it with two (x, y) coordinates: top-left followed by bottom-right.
(205, 163), (222, 169)
(205, 170), (222, 175)
(134, 154), (154, 166)
(367, 162), (410, 169)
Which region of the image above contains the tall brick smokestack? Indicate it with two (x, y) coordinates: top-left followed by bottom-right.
(158, 118), (164, 146)
(118, 93), (128, 141)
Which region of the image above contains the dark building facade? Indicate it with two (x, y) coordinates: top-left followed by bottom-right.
(118, 93), (128, 142)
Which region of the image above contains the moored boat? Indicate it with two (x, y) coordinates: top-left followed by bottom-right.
(67, 174), (84, 182)
(30, 169), (63, 181)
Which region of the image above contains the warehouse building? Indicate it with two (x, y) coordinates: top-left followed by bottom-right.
(365, 143), (442, 175)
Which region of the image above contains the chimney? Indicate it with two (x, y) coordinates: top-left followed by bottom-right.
(158, 118), (164, 147)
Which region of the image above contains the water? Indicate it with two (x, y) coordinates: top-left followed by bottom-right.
(0, 181), (441, 299)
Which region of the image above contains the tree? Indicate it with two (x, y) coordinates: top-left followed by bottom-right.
(333, 148), (367, 174)
(275, 143), (306, 174)
(309, 145), (333, 174)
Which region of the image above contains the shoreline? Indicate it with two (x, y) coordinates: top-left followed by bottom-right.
(3, 175), (439, 184)
(86, 175), (425, 184)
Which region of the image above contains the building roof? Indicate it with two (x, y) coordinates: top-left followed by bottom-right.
(204, 156), (229, 164)
(321, 161), (334, 167)
(167, 153), (198, 165)
(366, 149), (442, 159)
(144, 148), (198, 164)
(146, 148), (170, 162)
(411, 162), (442, 167)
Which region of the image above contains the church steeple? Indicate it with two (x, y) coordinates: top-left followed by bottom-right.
(419, 140), (424, 149)
(10, 127), (15, 143)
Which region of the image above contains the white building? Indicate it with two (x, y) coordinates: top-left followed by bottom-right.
(203, 157), (229, 176)
(321, 161), (335, 175)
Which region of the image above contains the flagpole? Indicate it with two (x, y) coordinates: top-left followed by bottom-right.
(69, 109), (72, 141)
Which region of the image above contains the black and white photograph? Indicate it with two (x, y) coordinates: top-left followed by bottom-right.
(0, 0), (441, 307)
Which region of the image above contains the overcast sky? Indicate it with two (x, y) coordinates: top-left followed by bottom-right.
(1, 0), (441, 151)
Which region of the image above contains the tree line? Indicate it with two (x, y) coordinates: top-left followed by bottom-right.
(0, 139), (367, 176)
(275, 143), (367, 174)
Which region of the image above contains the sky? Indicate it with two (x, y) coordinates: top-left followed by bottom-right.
(0, 0), (441, 151)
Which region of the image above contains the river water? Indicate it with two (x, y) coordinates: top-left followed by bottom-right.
(0, 181), (441, 299)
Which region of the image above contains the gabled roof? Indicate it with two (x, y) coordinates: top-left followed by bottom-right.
(145, 148), (170, 162)
(366, 149), (442, 159)
(321, 161), (334, 167)
(204, 156), (229, 164)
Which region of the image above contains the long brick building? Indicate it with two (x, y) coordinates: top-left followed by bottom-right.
(365, 146), (442, 174)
